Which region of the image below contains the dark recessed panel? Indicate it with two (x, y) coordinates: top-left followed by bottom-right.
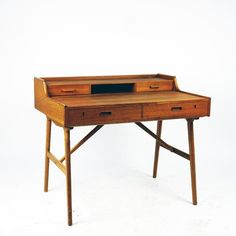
(91, 83), (134, 94)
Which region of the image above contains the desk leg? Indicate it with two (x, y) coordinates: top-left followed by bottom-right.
(153, 120), (163, 178)
(187, 119), (197, 205)
(44, 118), (51, 192)
(64, 127), (73, 226)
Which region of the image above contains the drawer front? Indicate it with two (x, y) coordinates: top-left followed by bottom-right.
(143, 101), (209, 120)
(135, 81), (173, 92)
(66, 105), (142, 126)
(47, 84), (90, 96)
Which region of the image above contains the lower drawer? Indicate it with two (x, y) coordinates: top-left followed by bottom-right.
(66, 105), (142, 126)
(143, 100), (209, 120)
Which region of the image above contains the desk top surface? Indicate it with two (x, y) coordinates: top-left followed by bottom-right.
(52, 91), (207, 108)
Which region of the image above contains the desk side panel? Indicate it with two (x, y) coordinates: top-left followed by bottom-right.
(179, 90), (211, 116)
(34, 78), (66, 126)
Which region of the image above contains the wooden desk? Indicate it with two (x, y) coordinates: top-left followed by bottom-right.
(34, 73), (211, 225)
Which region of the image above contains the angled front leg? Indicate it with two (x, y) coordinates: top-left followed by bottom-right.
(44, 117), (51, 192)
(187, 119), (197, 205)
(153, 120), (163, 178)
(64, 127), (73, 226)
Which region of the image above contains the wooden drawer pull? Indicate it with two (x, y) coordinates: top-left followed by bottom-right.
(61, 89), (76, 93)
(99, 111), (112, 116)
(171, 106), (182, 112)
(149, 85), (160, 89)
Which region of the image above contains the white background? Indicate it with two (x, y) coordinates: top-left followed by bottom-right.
(0, 0), (236, 235)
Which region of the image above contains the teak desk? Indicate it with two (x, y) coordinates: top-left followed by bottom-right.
(34, 74), (211, 226)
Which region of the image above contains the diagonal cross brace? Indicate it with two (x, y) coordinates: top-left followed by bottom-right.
(135, 122), (190, 160)
(60, 125), (104, 162)
(47, 151), (66, 174)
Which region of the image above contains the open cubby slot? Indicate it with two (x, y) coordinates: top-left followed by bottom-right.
(91, 83), (134, 94)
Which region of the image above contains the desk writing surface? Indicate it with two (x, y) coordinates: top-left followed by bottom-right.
(52, 91), (207, 108)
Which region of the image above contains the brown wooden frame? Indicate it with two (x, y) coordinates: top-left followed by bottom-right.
(35, 73), (210, 225)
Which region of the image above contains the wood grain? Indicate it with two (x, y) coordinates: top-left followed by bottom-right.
(134, 80), (173, 92)
(143, 100), (209, 120)
(47, 84), (90, 96)
(52, 91), (209, 107)
(34, 78), (65, 126)
(66, 105), (142, 126)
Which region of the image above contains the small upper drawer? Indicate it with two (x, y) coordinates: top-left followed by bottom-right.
(134, 80), (173, 92)
(47, 84), (90, 96)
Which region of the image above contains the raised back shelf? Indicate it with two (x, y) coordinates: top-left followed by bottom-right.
(45, 75), (175, 97)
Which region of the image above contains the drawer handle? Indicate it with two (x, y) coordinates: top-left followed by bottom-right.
(149, 85), (160, 89)
(99, 111), (112, 116)
(61, 89), (76, 93)
(171, 106), (182, 112)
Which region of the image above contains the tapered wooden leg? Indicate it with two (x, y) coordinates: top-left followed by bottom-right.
(64, 127), (73, 226)
(187, 119), (197, 205)
(153, 120), (163, 178)
(44, 118), (51, 192)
